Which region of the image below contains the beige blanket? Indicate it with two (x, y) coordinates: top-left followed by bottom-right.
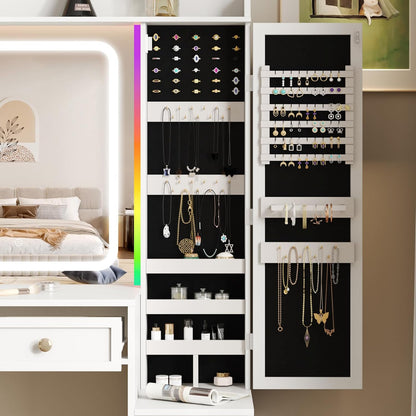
(0, 228), (67, 248)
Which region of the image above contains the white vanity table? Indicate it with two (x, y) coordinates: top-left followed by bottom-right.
(0, 285), (140, 416)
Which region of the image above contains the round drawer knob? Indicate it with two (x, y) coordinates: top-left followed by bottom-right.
(38, 338), (53, 352)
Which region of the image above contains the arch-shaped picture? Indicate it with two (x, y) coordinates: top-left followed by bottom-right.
(0, 98), (38, 162)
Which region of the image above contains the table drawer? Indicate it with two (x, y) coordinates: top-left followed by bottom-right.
(0, 317), (123, 372)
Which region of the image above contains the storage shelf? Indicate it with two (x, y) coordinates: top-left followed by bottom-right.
(147, 259), (245, 274)
(0, 16), (250, 26)
(147, 300), (245, 315)
(147, 340), (245, 355)
(136, 384), (254, 416)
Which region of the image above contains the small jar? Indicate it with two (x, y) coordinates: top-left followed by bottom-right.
(154, 0), (179, 16)
(156, 374), (169, 385)
(171, 283), (187, 300)
(151, 323), (162, 341)
(194, 288), (212, 300)
(165, 323), (174, 340)
(169, 374), (182, 386)
(184, 319), (193, 340)
(215, 290), (230, 300)
(214, 372), (233, 387)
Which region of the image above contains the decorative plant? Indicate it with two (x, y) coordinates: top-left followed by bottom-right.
(0, 116), (24, 155)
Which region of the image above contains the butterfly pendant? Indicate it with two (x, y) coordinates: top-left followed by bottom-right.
(314, 309), (329, 325)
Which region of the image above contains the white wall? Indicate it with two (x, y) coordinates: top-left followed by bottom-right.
(0, 26), (135, 214)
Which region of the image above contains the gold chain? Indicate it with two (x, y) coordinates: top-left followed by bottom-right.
(176, 190), (196, 254)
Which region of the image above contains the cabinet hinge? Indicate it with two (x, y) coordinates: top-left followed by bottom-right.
(248, 75), (253, 92)
(245, 208), (253, 226)
(147, 36), (153, 52)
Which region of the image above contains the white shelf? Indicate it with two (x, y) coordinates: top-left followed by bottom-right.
(136, 384), (254, 416)
(147, 300), (245, 315)
(0, 16), (250, 25)
(146, 259), (245, 274)
(147, 340), (245, 355)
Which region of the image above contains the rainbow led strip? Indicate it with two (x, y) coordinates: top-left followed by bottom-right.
(134, 25), (141, 285)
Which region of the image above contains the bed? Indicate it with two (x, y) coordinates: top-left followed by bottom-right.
(0, 187), (108, 276)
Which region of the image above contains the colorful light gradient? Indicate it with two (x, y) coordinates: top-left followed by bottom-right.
(134, 25), (141, 286)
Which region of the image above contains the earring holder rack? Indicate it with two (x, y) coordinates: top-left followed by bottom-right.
(261, 137), (354, 145)
(261, 153), (354, 164)
(148, 175), (244, 195)
(260, 197), (354, 218)
(260, 242), (355, 264)
(260, 68), (354, 79)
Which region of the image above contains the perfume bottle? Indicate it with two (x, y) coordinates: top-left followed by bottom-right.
(201, 320), (210, 340)
(63, 0), (96, 16)
(154, 0), (179, 16)
(184, 319), (193, 340)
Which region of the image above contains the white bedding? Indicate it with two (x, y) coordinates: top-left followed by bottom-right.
(0, 219), (106, 256)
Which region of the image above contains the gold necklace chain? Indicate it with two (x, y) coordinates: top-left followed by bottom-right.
(288, 246), (299, 285)
(277, 261), (283, 332)
(302, 246), (313, 347)
(324, 258), (336, 336)
(282, 256), (289, 294)
(176, 190), (196, 254)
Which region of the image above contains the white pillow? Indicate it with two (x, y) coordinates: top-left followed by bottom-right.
(0, 198), (17, 217)
(18, 196), (81, 221)
(36, 204), (67, 220)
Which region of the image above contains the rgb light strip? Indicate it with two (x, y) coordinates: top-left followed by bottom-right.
(134, 25), (141, 285)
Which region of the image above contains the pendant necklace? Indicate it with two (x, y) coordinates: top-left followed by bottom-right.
(176, 190), (197, 257)
(277, 248), (284, 332)
(331, 245), (340, 284)
(211, 107), (220, 160)
(194, 190), (202, 246)
(224, 108), (236, 177)
(217, 184), (234, 257)
(287, 246), (299, 286)
(162, 181), (172, 239)
(187, 110), (200, 176)
(324, 258), (336, 336)
(314, 246), (328, 324)
(302, 246), (313, 347)
(201, 189), (219, 258)
(176, 107), (182, 174)
(161, 106), (172, 176)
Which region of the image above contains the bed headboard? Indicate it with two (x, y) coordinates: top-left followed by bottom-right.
(0, 187), (106, 237)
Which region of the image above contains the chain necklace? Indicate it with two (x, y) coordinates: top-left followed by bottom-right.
(162, 181), (172, 239)
(314, 246), (328, 324)
(161, 106), (172, 176)
(223, 108), (236, 177)
(176, 190), (196, 255)
(282, 256), (289, 294)
(277, 259), (284, 333)
(311, 255), (319, 295)
(187, 109), (200, 176)
(201, 189), (219, 258)
(288, 246), (299, 285)
(211, 107), (220, 160)
(324, 259), (336, 336)
(194, 190), (201, 246)
(331, 245), (340, 285)
(176, 107), (182, 174)
(302, 246), (313, 348)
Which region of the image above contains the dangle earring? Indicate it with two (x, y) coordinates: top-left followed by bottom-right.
(280, 122), (287, 137)
(312, 121), (318, 134)
(288, 105), (295, 118)
(329, 71), (334, 82)
(335, 103), (342, 120)
(297, 155), (302, 170)
(289, 120), (294, 132)
(320, 122), (326, 134)
(288, 155), (295, 168)
(273, 122), (279, 137)
(280, 105), (287, 117)
(296, 106), (303, 118)
(337, 71), (342, 82)
(289, 138), (294, 152)
(297, 76), (302, 86)
(297, 121), (302, 133)
(306, 108), (310, 120)
(281, 75), (286, 95)
(313, 108), (317, 120)
(305, 72), (310, 86)
(273, 104), (279, 118)
(337, 136), (341, 149)
(337, 122), (344, 135)
(328, 103), (335, 120)
(328, 122), (335, 134)
(296, 139), (302, 152)
(321, 137), (326, 149)
(320, 71), (328, 82)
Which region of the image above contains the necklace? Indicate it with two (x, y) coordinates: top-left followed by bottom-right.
(161, 106), (172, 176)
(302, 246), (313, 348)
(194, 190), (201, 246)
(176, 190), (196, 255)
(277, 260), (284, 332)
(176, 107), (182, 174)
(162, 181), (172, 238)
(187, 111), (200, 176)
(311, 255), (319, 295)
(282, 256), (289, 294)
(211, 107), (220, 160)
(287, 246), (299, 285)
(331, 245), (340, 284)
(201, 189), (219, 258)
(314, 246), (328, 324)
(224, 108), (236, 177)
(324, 259), (335, 336)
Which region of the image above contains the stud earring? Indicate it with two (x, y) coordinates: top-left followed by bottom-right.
(273, 87), (279, 96)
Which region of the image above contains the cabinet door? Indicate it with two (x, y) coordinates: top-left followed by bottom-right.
(252, 23), (363, 389)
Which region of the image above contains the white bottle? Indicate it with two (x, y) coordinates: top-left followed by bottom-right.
(184, 319), (193, 340)
(201, 320), (210, 340)
(165, 323), (174, 340)
(151, 324), (162, 341)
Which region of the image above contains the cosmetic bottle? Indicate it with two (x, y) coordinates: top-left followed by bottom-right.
(151, 323), (162, 341)
(171, 283), (187, 299)
(165, 323), (174, 340)
(201, 320), (210, 340)
(156, 374), (169, 385)
(184, 319), (193, 340)
(211, 325), (217, 340)
(214, 372), (233, 387)
(194, 288), (212, 300)
(169, 374), (182, 386)
(217, 323), (225, 340)
(215, 289), (230, 300)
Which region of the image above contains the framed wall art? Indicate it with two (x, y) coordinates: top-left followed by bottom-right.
(280, 0), (416, 91)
